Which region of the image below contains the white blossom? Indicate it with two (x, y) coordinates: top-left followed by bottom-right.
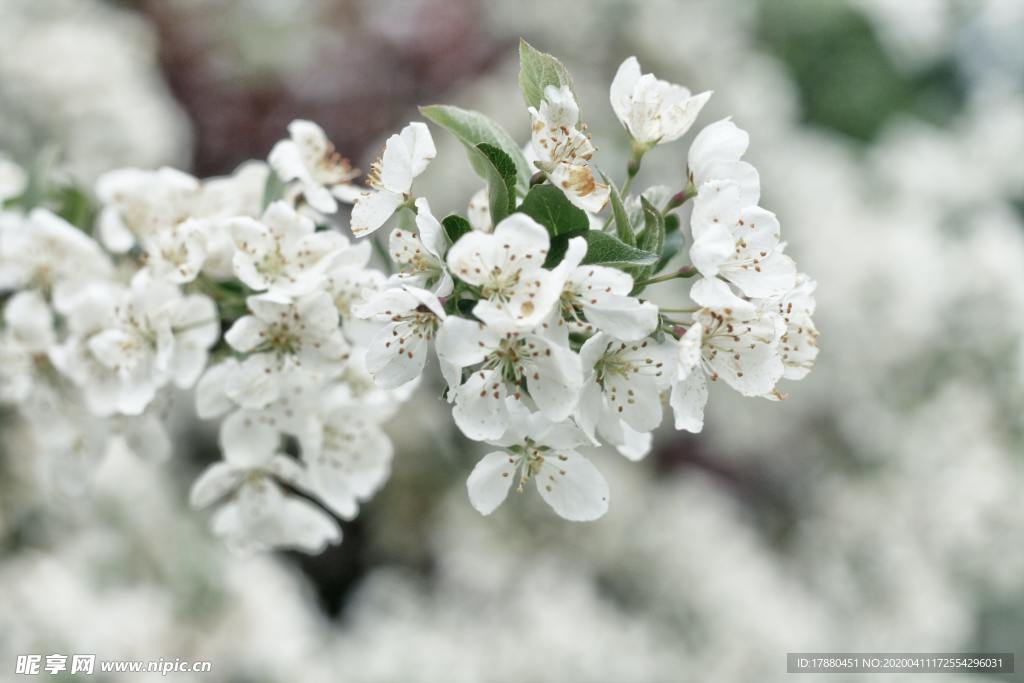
(445, 213), (562, 330)
(670, 296), (785, 433)
(553, 238), (660, 341)
(269, 119), (359, 214)
(0, 209), (112, 293)
(223, 292), (349, 409)
(528, 85), (609, 213)
(771, 273), (819, 380)
(350, 122), (436, 237)
(354, 285), (446, 390)
(228, 200), (349, 301)
(467, 187), (492, 232)
(467, 402), (609, 521)
(576, 332), (674, 460)
(435, 316), (582, 441)
(190, 415), (340, 554)
(388, 198), (453, 296)
(688, 118), (761, 204)
(0, 290), (56, 403)
(609, 56), (711, 146)
(689, 179), (796, 299)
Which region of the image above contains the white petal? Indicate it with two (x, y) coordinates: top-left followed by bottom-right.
(190, 462), (243, 508)
(351, 189), (404, 238)
(452, 368), (508, 441)
(536, 450), (609, 521)
(224, 315), (267, 353)
(435, 316), (495, 367)
(609, 56), (642, 128)
(466, 450), (517, 515)
(195, 359), (238, 419)
(670, 365), (708, 433)
(220, 410), (279, 468)
(413, 197), (448, 259)
(399, 121), (436, 179)
(522, 336), (582, 421)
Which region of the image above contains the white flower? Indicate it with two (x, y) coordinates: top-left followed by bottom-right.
(689, 179), (796, 299)
(388, 198), (453, 296)
(228, 200), (349, 301)
(529, 85), (610, 213)
(576, 332), (674, 460)
(84, 273), (218, 415)
(223, 291), (349, 409)
(771, 274), (819, 380)
(609, 56), (711, 146)
(353, 285), (446, 389)
(688, 118), (760, 204)
(0, 209), (112, 292)
(190, 414), (340, 554)
(435, 316), (582, 440)
(350, 122), (436, 237)
(670, 298), (785, 433)
(95, 167), (201, 253)
(467, 188), (492, 232)
(0, 290), (56, 403)
(552, 238), (660, 341)
(140, 217), (208, 284)
(466, 402), (609, 521)
(299, 389), (394, 520)
(445, 213), (562, 330)
(269, 119), (360, 214)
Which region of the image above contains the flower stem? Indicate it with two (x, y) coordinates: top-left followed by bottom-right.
(633, 265), (697, 288)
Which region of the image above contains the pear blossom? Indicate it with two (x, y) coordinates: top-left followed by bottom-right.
(435, 316), (582, 440)
(0, 209), (112, 292)
(387, 198), (453, 296)
(269, 119), (360, 214)
(670, 299), (786, 433)
(354, 285), (446, 389)
(445, 213), (562, 330)
(688, 118), (761, 204)
(772, 274), (820, 380)
(467, 188), (492, 232)
(0, 290), (56, 403)
(223, 291), (349, 409)
(95, 167), (201, 253)
(609, 56), (711, 147)
(689, 179), (796, 299)
(228, 200), (349, 301)
(190, 416), (340, 554)
(350, 122), (436, 237)
(140, 217), (209, 284)
(576, 333), (674, 460)
(78, 274), (217, 415)
(466, 402), (609, 521)
(553, 238), (660, 341)
(528, 85), (610, 213)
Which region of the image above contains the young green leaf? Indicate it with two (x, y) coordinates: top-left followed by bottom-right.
(476, 143), (517, 226)
(419, 105), (531, 192)
(442, 214), (472, 244)
(580, 231), (658, 268)
(604, 176), (635, 246)
(634, 197), (667, 282)
(518, 39), (578, 112)
(518, 184), (589, 237)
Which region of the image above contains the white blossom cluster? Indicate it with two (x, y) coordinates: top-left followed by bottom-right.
(344, 45), (819, 522)
(0, 43), (817, 552)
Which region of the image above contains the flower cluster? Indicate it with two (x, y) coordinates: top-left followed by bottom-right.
(348, 43), (819, 522)
(0, 42), (817, 552)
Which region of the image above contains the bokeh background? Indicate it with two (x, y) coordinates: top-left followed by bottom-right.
(2, 0), (1024, 681)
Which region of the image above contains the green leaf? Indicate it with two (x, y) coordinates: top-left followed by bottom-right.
(656, 229), (685, 273)
(634, 197), (667, 281)
(604, 176), (635, 246)
(54, 185), (95, 230)
(477, 143), (517, 226)
(517, 184), (589, 237)
(581, 231), (657, 268)
(419, 105), (531, 192)
(261, 170), (285, 211)
(442, 214), (472, 244)
(518, 39), (578, 112)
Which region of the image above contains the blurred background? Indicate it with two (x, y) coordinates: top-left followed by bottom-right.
(2, 0), (1024, 680)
